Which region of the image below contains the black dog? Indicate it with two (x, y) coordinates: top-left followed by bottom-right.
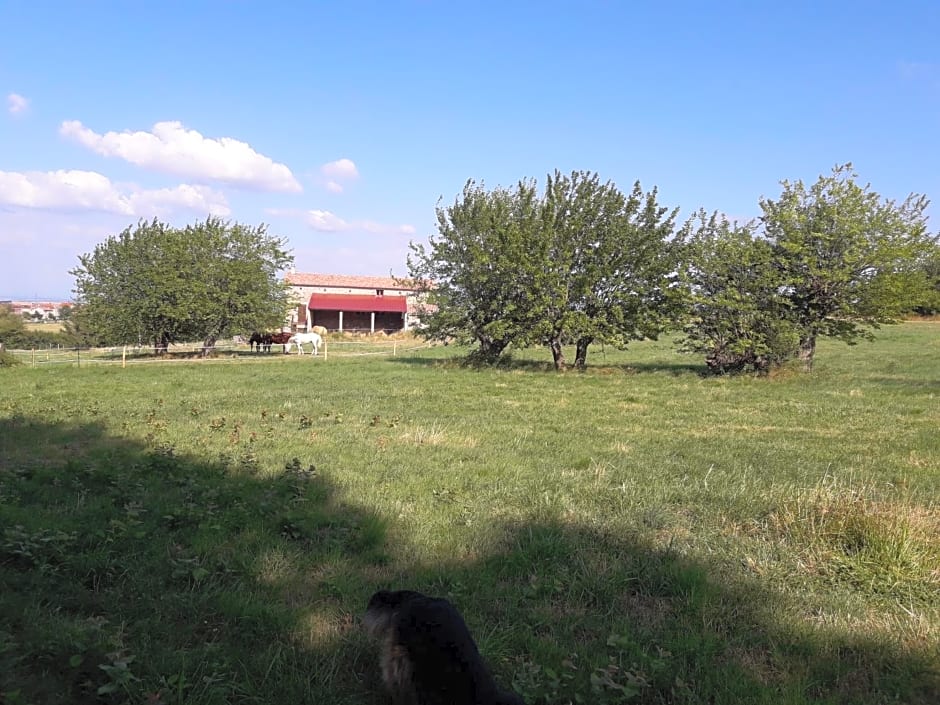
(363, 589), (525, 705)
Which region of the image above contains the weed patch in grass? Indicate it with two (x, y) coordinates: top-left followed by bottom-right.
(762, 482), (940, 603)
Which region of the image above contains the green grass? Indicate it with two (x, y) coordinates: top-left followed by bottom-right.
(1, 323), (938, 704)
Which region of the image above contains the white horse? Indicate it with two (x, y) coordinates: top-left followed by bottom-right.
(286, 332), (323, 356)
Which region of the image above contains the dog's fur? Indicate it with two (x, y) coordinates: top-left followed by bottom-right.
(363, 590), (525, 705)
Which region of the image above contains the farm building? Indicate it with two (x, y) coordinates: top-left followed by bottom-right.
(284, 272), (431, 333)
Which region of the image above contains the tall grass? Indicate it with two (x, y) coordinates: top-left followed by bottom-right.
(1, 323), (938, 704)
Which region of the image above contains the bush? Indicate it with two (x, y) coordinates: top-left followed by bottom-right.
(0, 349), (22, 367)
(1, 329), (77, 349)
(700, 319), (799, 375)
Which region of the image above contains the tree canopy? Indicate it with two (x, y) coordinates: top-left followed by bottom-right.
(539, 171), (679, 368)
(408, 180), (542, 362)
(71, 217), (293, 351)
(910, 242), (940, 315)
(408, 171), (678, 369)
(760, 163), (935, 369)
(676, 212), (797, 374)
(411, 164), (936, 373)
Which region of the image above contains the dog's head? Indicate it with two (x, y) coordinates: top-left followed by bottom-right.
(363, 589), (427, 638)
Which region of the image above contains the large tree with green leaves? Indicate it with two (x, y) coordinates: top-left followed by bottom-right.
(537, 171), (679, 369)
(761, 164), (935, 369)
(408, 172), (679, 369)
(72, 217), (292, 352)
(677, 212), (798, 374)
(408, 180), (545, 362)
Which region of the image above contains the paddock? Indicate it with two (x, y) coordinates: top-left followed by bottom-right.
(2, 333), (432, 367)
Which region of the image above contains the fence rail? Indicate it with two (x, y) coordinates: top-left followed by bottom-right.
(3, 337), (435, 367)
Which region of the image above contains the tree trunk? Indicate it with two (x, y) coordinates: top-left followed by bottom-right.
(798, 334), (816, 371)
(476, 337), (507, 363)
(575, 337), (593, 369)
(549, 338), (566, 371)
(202, 335), (217, 358)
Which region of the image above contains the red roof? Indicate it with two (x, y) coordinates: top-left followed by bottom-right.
(308, 293), (407, 313)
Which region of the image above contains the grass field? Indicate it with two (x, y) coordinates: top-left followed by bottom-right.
(1, 323), (938, 704)
(22, 322), (66, 333)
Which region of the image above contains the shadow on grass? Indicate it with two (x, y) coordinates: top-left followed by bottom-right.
(392, 354), (709, 376)
(1, 417), (937, 704)
(613, 360), (710, 376)
(0, 416), (386, 704)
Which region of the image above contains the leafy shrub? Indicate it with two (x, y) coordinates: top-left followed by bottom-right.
(0, 349), (21, 367)
(677, 214), (798, 374)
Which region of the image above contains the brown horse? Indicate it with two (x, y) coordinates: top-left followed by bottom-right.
(249, 331), (291, 352)
(269, 331), (293, 352)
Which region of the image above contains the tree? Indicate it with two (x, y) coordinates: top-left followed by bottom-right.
(61, 305), (108, 348)
(72, 217), (292, 352)
(0, 304), (26, 345)
(761, 164), (934, 369)
(908, 241), (940, 316)
(677, 212), (797, 374)
(538, 171), (679, 369)
(176, 218), (294, 352)
(57, 304), (73, 321)
(408, 172), (679, 369)
(408, 180), (544, 362)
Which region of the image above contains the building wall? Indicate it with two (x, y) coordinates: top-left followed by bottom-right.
(309, 310), (405, 332)
(286, 281), (419, 332)
(294, 285), (409, 297)
(288, 285), (410, 301)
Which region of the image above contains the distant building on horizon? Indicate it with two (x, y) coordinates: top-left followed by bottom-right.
(1, 300), (73, 321)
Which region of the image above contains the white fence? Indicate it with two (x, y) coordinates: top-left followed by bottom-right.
(3, 337), (435, 367)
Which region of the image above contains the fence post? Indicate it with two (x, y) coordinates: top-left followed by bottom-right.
(31, 348), (35, 367)
(324, 341), (328, 361)
(77, 347), (80, 368)
(122, 346), (127, 369)
(393, 341), (397, 356)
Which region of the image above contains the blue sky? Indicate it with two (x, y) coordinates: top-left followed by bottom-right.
(2, 0), (938, 300)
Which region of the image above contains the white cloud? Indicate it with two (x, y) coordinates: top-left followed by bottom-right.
(130, 183), (230, 217)
(304, 209), (414, 235)
(306, 209), (350, 232)
(7, 93), (29, 115)
(0, 169), (230, 217)
(321, 158), (359, 180)
(59, 120), (302, 193)
(265, 207), (415, 235)
(318, 158), (359, 193)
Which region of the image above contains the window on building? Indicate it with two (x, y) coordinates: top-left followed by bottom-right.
(376, 289), (384, 296)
